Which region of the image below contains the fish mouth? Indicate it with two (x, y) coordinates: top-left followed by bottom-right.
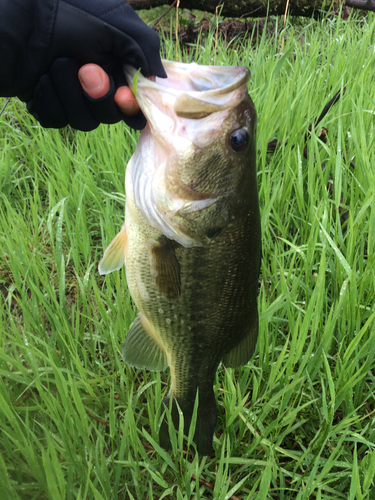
(123, 60), (250, 120)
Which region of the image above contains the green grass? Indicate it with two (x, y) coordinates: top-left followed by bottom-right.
(1, 11), (375, 500)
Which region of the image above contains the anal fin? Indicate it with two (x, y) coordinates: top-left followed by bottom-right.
(149, 236), (181, 300)
(222, 310), (259, 368)
(98, 224), (127, 275)
(123, 313), (168, 371)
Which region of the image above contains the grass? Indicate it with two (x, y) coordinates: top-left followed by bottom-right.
(1, 10), (375, 500)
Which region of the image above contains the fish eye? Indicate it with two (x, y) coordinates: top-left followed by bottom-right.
(228, 128), (248, 152)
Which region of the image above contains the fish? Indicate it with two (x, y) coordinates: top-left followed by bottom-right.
(99, 60), (261, 455)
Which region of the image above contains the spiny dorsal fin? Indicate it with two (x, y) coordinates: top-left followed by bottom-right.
(222, 310), (259, 368)
(98, 225), (127, 275)
(149, 236), (181, 300)
(122, 313), (168, 371)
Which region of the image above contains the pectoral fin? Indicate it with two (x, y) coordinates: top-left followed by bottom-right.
(149, 237), (181, 300)
(222, 310), (258, 367)
(98, 225), (127, 275)
(123, 313), (168, 371)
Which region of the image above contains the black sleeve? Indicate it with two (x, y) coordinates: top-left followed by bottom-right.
(0, 0), (57, 97)
(0, 0), (166, 131)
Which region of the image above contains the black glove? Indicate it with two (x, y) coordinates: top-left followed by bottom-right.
(21, 0), (166, 131)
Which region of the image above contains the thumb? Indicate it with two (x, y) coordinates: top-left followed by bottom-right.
(78, 64), (110, 99)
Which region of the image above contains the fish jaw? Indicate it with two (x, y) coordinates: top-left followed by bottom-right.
(123, 61), (253, 248)
(124, 61), (250, 115)
(124, 62), (250, 149)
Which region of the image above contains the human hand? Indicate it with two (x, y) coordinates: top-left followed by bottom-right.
(78, 64), (140, 117)
(19, 0), (166, 131)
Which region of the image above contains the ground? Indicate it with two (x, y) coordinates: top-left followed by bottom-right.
(0, 10), (375, 500)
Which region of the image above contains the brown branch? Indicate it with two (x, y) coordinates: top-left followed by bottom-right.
(239, 6), (264, 19)
(152, 0), (177, 28)
(14, 389), (33, 406)
(214, 5), (224, 64)
(86, 409), (112, 428)
(0, 97), (11, 118)
(267, 87), (346, 153)
(192, 475), (215, 490)
(313, 87), (346, 129)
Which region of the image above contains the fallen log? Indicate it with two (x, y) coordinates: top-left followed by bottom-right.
(126, 0), (375, 18)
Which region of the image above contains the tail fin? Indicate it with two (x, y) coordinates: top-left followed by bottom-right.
(159, 394), (217, 456)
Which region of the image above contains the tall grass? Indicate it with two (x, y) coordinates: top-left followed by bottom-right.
(1, 11), (375, 499)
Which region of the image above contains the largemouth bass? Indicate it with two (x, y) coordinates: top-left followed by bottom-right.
(99, 60), (261, 455)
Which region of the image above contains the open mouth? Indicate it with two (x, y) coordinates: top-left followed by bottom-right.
(123, 61), (250, 120)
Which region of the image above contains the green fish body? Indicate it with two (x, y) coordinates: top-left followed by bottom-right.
(99, 61), (261, 455)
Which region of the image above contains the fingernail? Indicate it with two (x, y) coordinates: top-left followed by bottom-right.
(78, 66), (104, 94)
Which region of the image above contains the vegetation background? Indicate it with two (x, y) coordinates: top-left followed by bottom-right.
(0, 8), (374, 500)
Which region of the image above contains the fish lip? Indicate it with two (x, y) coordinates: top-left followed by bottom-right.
(158, 60), (250, 97)
(123, 61), (250, 119)
(124, 61), (250, 97)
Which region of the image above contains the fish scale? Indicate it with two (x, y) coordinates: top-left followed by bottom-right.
(99, 60), (261, 454)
